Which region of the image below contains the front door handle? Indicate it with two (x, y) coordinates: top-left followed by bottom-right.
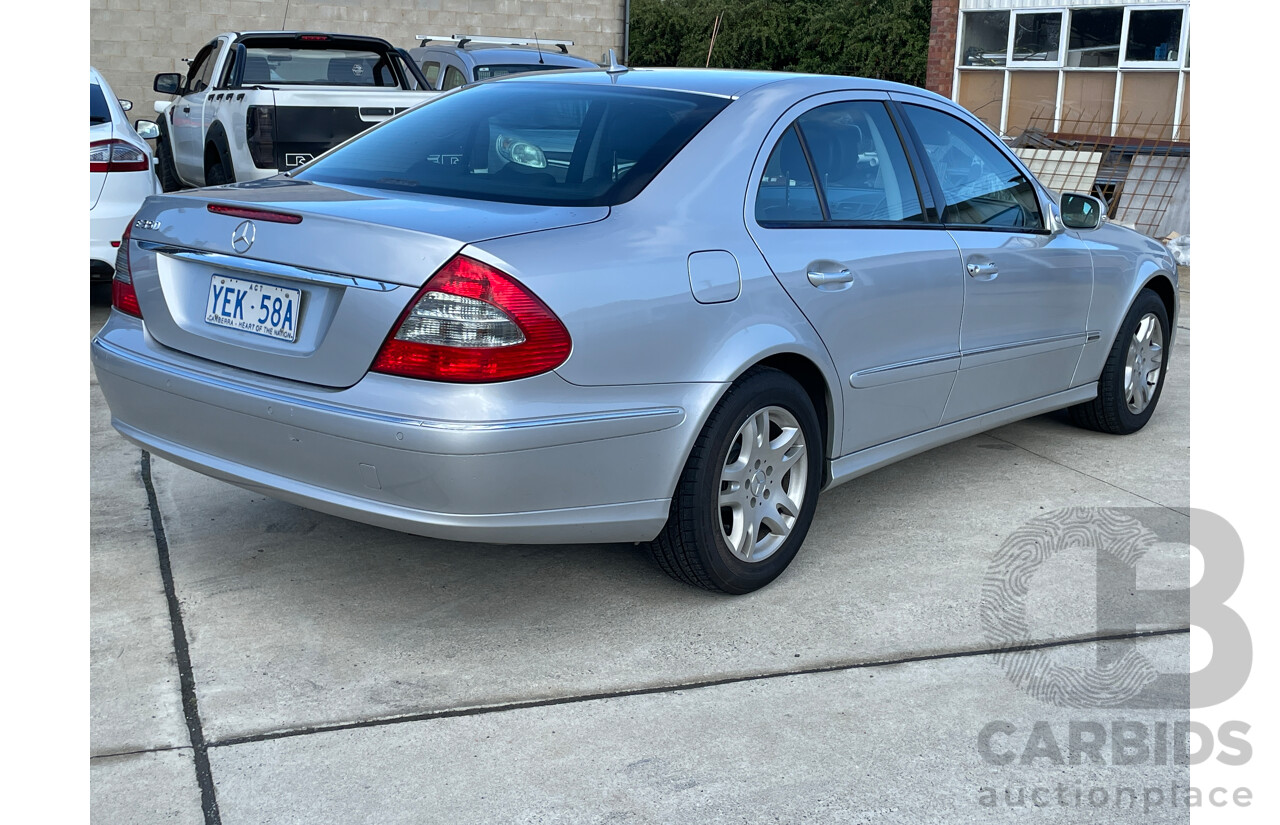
(182, 106), (191, 113)
(966, 261), (999, 279)
(807, 268), (854, 288)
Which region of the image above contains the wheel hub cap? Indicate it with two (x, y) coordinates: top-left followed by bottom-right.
(718, 406), (809, 563)
(1123, 313), (1164, 414)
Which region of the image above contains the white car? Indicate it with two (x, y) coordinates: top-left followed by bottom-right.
(91, 67), (160, 281)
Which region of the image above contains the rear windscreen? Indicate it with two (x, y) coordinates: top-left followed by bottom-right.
(238, 46), (400, 87)
(294, 83), (730, 207)
(474, 63), (573, 81)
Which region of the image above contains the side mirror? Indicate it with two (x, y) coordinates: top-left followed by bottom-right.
(1060, 193), (1106, 230)
(134, 120), (160, 140)
(119, 99), (133, 112)
(154, 73), (183, 95)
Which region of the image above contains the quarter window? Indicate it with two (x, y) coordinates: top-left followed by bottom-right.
(903, 105), (1043, 230)
(755, 126), (823, 224)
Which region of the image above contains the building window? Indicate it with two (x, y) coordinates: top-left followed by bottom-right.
(1068, 7), (1123, 67)
(1123, 8), (1185, 65)
(1011, 12), (1064, 65)
(961, 11), (1009, 66)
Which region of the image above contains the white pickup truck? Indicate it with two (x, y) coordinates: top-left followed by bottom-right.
(150, 32), (435, 190)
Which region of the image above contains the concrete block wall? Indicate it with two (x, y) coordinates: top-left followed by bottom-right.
(90, 0), (626, 121)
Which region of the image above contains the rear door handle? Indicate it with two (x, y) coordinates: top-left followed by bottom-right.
(807, 268), (854, 288)
(966, 261), (999, 279)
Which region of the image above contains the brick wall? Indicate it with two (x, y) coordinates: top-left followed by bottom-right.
(926, 0), (959, 99)
(90, 0), (626, 122)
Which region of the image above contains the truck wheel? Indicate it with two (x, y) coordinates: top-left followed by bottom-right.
(154, 136), (181, 192)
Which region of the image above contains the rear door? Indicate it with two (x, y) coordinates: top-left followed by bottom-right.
(746, 93), (965, 455)
(894, 99), (1094, 421)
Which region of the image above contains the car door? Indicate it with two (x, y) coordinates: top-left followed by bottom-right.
(746, 94), (965, 455)
(894, 98), (1094, 422)
(171, 39), (219, 183)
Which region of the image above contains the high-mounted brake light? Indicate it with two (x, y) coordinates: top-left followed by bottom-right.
(207, 204), (302, 224)
(90, 139), (149, 173)
(111, 221), (142, 318)
(371, 256), (571, 383)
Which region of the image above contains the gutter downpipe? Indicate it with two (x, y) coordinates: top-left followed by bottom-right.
(624, 0), (631, 62)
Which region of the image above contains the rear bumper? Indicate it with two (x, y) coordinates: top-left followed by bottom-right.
(91, 315), (723, 544)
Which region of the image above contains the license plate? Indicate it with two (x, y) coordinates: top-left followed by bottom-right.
(205, 275), (301, 342)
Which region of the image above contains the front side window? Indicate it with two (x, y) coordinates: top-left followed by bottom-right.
(187, 42), (217, 93)
(422, 61), (441, 88)
(903, 105), (1043, 230)
(297, 83), (729, 207)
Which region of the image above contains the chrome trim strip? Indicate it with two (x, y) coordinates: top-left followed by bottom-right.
(962, 331), (1087, 359)
(850, 352), (960, 388)
(138, 242), (401, 292)
(93, 337), (682, 433)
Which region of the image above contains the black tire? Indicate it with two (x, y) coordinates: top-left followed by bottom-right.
(1069, 288), (1170, 435)
(154, 134), (181, 192)
(647, 367), (824, 594)
(205, 155), (230, 186)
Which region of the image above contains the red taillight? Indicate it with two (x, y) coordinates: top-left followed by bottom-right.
(371, 256), (571, 383)
(90, 139), (149, 173)
(246, 106), (276, 169)
(111, 221), (142, 318)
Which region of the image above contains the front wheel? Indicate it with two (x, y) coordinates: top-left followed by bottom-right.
(647, 368), (823, 594)
(1070, 288), (1170, 434)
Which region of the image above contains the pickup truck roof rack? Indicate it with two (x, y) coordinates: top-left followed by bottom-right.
(415, 34), (574, 54)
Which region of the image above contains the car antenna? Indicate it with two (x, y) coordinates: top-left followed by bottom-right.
(605, 49), (628, 79)
(533, 32), (545, 64)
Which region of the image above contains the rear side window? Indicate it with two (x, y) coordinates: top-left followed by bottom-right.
(441, 65), (467, 91)
(756, 101), (924, 226)
(421, 61), (441, 88)
(296, 83), (730, 207)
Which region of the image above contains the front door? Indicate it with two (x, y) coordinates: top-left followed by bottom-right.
(895, 99), (1094, 421)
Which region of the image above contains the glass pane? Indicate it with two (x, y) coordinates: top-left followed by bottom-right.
(961, 11), (1009, 67)
(1012, 12), (1062, 63)
(1061, 72), (1117, 135)
(755, 126), (824, 223)
(956, 70), (1005, 133)
(299, 84), (730, 207)
(1006, 72), (1059, 137)
(796, 102), (923, 223)
(904, 105), (1043, 230)
(1126, 9), (1184, 63)
(1067, 7), (1122, 67)
(1118, 72), (1179, 140)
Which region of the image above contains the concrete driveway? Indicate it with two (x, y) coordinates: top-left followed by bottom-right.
(90, 279), (1192, 824)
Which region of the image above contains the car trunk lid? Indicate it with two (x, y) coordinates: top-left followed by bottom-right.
(123, 178), (605, 388)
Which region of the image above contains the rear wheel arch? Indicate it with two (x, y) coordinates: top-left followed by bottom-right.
(204, 122), (235, 184)
(752, 352), (835, 463)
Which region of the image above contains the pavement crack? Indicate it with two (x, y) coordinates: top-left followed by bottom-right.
(142, 451), (223, 825)
(207, 626), (1189, 750)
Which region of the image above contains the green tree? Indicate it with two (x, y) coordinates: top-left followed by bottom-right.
(628, 0), (930, 87)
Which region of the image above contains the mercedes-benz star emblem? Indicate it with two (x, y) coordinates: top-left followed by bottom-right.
(231, 220), (256, 254)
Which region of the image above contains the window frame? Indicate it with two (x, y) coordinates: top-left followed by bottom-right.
(1119, 4), (1189, 69)
(749, 94), (941, 231)
(893, 98), (1053, 236)
(1008, 9), (1068, 69)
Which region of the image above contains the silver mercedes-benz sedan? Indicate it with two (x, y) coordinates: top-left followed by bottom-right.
(92, 66), (1177, 593)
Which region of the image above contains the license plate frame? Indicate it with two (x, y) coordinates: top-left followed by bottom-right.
(204, 274), (301, 342)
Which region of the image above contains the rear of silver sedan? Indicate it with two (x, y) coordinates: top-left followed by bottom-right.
(92, 79), (744, 546)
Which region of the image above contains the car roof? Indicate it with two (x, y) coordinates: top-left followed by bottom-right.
(491, 66), (946, 101)
(411, 44), (595, 66)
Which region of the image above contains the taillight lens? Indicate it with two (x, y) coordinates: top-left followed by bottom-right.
(111, 221), (142, 318)
(371, 256), (571, 383)
(90, 139), (149, 173)
(247, 106), (276, 169)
